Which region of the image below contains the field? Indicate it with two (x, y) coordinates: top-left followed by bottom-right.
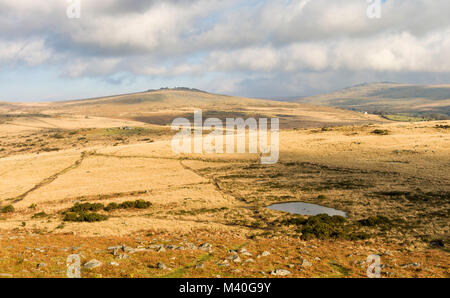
(0, 89), (448, 278)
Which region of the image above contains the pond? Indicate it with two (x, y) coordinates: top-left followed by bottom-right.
(267, 202), (347, 217)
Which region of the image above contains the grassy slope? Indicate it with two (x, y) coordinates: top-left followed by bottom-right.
(2, 89), (384, 128)
(295, 83), (450, 116)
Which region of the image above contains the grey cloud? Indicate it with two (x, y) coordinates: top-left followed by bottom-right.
(1, 0), (450, 97)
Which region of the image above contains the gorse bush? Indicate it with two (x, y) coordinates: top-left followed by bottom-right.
(32, 212), (48, 219)
(358, 215), (392, 227)
(280, 214), (348, 240)
(63, 200), (152, 222)
(104, 200), (152, 211)
(371, 129), (390, 135)
(63, 211), (108, 222)
(68, 203), (104, 213)
(0, 205), (15, 213)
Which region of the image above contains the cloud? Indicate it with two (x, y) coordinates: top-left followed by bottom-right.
(1, 0), (450, 99)
(0, 39), (52, 66)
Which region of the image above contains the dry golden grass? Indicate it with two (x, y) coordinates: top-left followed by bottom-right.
(0, 92), (448, 278)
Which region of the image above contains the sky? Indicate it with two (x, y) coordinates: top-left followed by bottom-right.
(1, 0), (450, 102)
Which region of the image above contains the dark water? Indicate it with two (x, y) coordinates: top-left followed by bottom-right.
(267, 202), (347, 217)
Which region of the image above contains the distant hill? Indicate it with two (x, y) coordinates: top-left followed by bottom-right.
(3, 89), (386, 128)
(295, 83), (450, 118)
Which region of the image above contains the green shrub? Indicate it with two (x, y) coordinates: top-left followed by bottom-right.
(280, 214), (348, 240)
(63, 211), (108, 222)
(280, 216), (307, 226)
(104, 200), (152, 211)
(104, 202), (119, 211)
(371, 129), (389, 135)
(358, 216), (391, 227)
(0, 205), (15, 213)
(68, 203), (104, 213)
(63, 200), (151, 223)
(130, 200), (152, 209)
(32, 212), (48, 219)
(51, 133), (64, 139)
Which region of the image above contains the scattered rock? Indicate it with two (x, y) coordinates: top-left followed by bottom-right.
(271, 269), (291, 276)
(228, 255), (241, 263)
(218, 260), (230, 267)
(157, 246), (166, 253)
(109, 262), (119, 266)
(84, 259), (102, 270)
(199, 243), (212, 252)
(195, 263), (204, 270)
(148, 244), (162, 250)
(430, 239), (445, 248)
(157, 262), (167, 270)
(301, 259), (312, 267)
(185, 242), (198, 250)
(244, 258), (255, 264)
(36, 263), (48, 269)
(0, 273), (13, 278)
(261, 251), (270, 257)
(383, 250), (393, 256)
(123, 246), (135, 254)
(400, 263), (420, 268)
(240, 248), (252, 256)
(118, 254), (130, 260)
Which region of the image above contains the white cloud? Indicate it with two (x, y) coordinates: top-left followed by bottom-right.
(0, 39), (52, 66)
(0, 0), (450, 97)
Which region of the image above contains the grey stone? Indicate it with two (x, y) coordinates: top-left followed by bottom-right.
(118, 254), (130, 260)
(301, 259), (312, 267)
(123, 246), (135, 254)
(84, 259), (102, 269)
(228, 255), (241, 263)
(271, 269), (291, 276)
(240, 248), (252, 256)
(261, 251), (270, 257)
(400, 263), (420, 268)
(218, 260), (230, 267)
(199, 243), (212, 252)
